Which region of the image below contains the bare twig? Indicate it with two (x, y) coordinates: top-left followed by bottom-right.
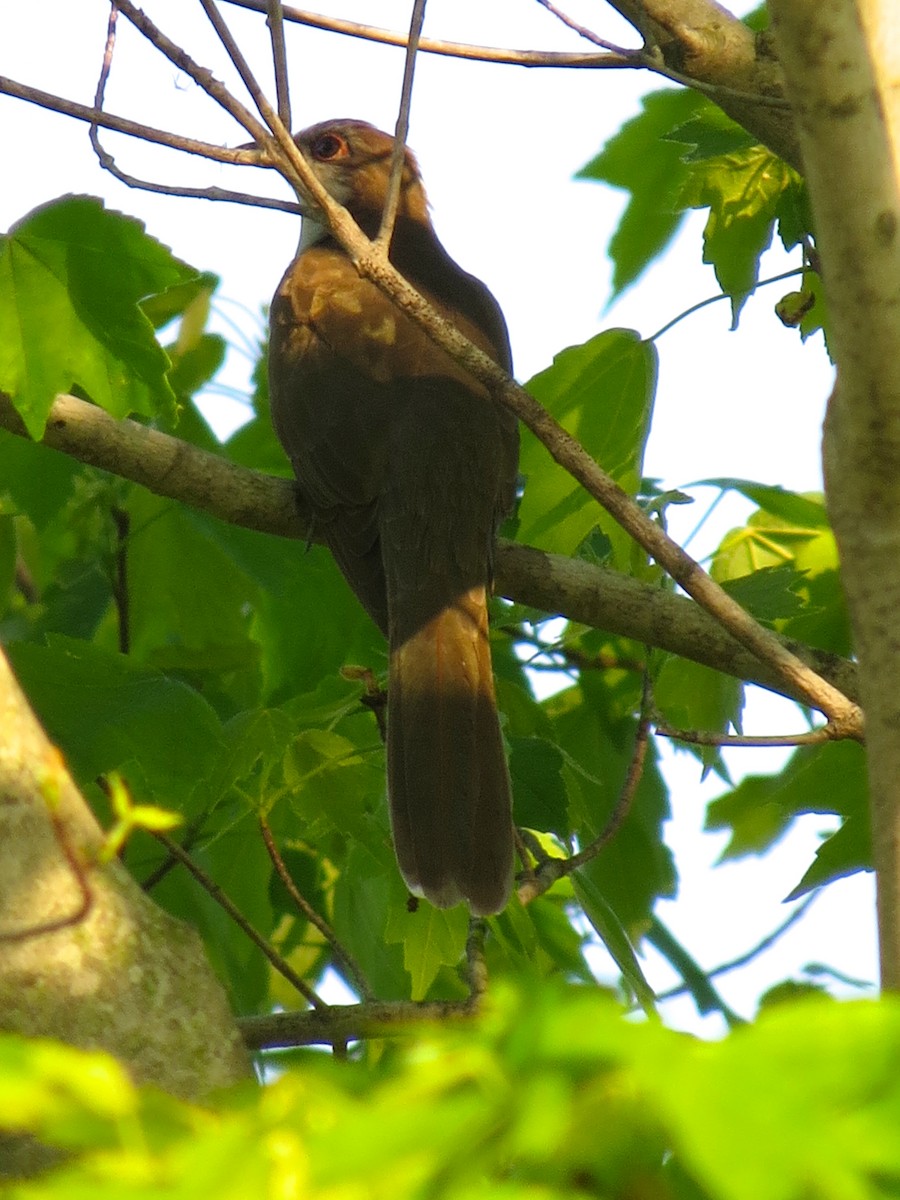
(655, 721), (837, 748)
(654, 892), (820, 1003)
(154, 831), (327, 1009)
(534, 0), (635, 55)
(378, 0), (427, 248)
(83, 10), (293, 211)
(266, 0), (291, 128)
(199, 0), (272, 127)
(258, 817), (374, 1000)
(0, 74), (263, 167)
(517, 673), (653, 904)
(221, 0), (630, 68)
(88, 0), (119, 175)
(112, 0), (271, 146)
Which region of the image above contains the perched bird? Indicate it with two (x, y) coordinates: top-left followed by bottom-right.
(268, 119), (518, 915)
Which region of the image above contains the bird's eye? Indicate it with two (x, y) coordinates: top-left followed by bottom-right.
(310, 133), (347, 161)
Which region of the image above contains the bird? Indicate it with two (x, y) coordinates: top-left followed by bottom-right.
(268, 119), (519, 915)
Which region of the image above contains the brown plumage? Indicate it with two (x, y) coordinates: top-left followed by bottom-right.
(268, 119), (518, 915)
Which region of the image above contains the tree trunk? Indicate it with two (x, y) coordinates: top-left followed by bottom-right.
(771, 0), (900, 986)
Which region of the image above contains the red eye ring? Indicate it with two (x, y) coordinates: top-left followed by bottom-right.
(310, 133), (346, 161)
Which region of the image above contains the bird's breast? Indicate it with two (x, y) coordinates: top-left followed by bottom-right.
(271, 246), (495, 391)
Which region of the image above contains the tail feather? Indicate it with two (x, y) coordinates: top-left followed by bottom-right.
(387, 584), (514, 915)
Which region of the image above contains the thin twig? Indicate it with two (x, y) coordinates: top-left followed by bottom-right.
(110, 506), (131, 656)
(654, 893), (820, 1003)
(266, 0), (291, 128)
(219, 0), (791, 107)
(534, 0), (635, 55)
(85, 11), (296, 211)
(221, 0), (630, 68)
(88, 0), (118, 175)
(154, 831), (327, 1009)
(517, 673), (653, 904)
(258, 816), (374, 1000)
(0, 767), (94, 943)
(112, 0), (271, 145)
(649, 268), (806, 342)
(0, 74), (264, 166)
(655, 721), (836, 748)
(199, 0), (272, 125)
(343, 666), (388, 743)
(378, 0), (427, 247)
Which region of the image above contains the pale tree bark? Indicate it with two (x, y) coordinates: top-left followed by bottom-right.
(0, 650), (250, 1171)
(770, 0), (900, 986)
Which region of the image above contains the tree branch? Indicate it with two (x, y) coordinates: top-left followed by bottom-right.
(239, 998), (477, 1050)
(0, 389), (859, 712)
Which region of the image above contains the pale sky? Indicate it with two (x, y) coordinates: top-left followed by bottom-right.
(0, 0), (876, 1027)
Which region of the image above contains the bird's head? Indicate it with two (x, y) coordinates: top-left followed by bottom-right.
(292, 119), (431, 247)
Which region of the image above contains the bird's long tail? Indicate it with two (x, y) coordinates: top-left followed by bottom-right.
(387, 583), (514, 915)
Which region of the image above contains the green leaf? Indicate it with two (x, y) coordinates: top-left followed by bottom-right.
(517, 329), (657, 562)
(7, 635), (225, 805)
(509, 735), (569, 835)
(571, 872), (656, 1011)
(0, 431), (79, 527)
(678, 147), (800, 323)
(664, 110), (758, 162)
(384, 901), (470, 1000)
(283, 727), (385, 841)
(697, 479), (830, 527)
(709, 485), (851, 653)
(719, 564), (808, 623)
(0, 196), (197, 436)
(579, 88), (707, 296)
(0, 513), (15, 615)
(706, 740), (868, 862)
(787, 814), (872, 899)
(654, 658), (744, 775)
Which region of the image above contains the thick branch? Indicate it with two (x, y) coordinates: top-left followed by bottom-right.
(239, 1000), (476, 1049)
(771, 0), (900, 987)
(0, 391), (859, 710)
